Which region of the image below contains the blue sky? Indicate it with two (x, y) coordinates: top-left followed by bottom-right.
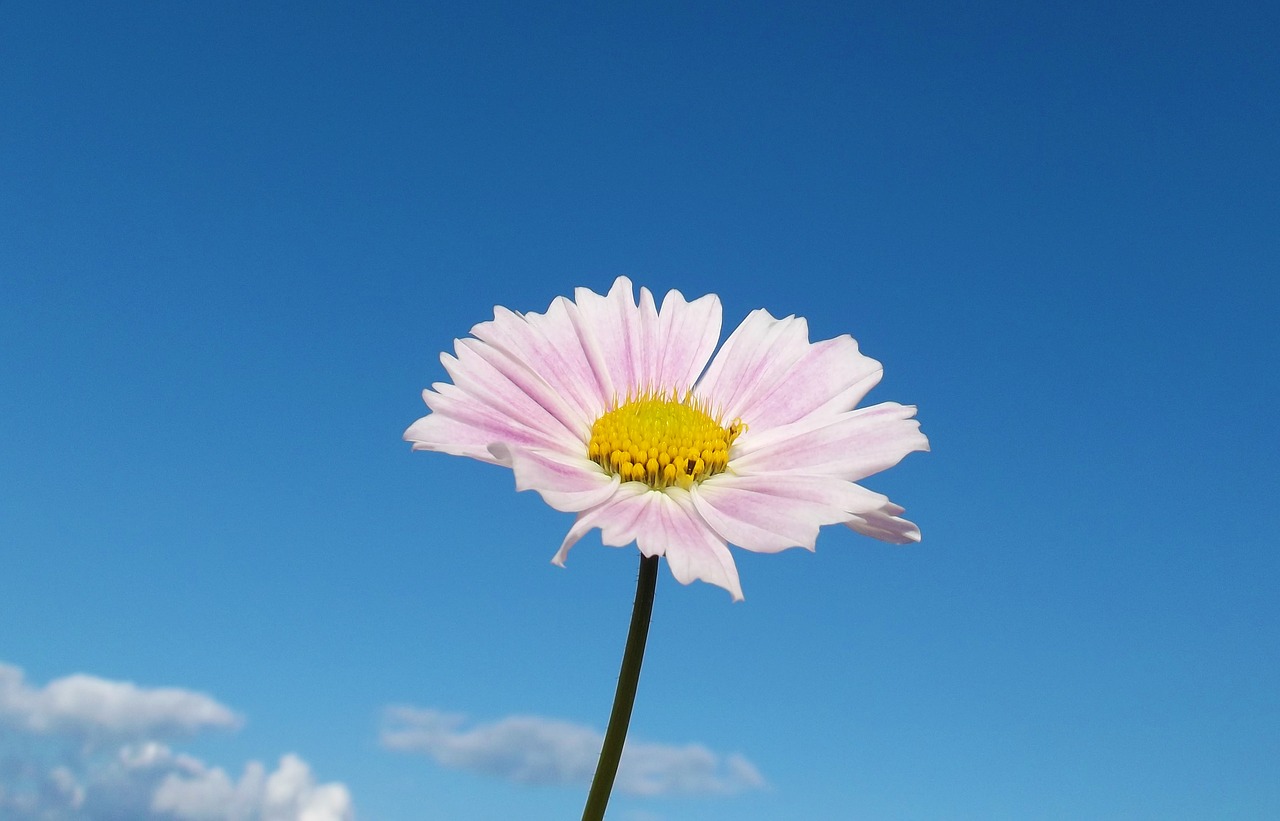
(2, 1), (1277, 819)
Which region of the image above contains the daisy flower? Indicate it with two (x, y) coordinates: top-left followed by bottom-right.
(405, 276), (928, 601)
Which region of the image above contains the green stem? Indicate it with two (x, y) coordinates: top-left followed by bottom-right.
(581, 554), (660, 821)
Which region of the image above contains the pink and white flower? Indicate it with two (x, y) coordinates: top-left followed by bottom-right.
(405, 277), (928, 600)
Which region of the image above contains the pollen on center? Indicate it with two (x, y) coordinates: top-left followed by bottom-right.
(587, 390), (744, 489)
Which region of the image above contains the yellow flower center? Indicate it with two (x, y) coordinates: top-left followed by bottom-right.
(587, 391), (744, 489)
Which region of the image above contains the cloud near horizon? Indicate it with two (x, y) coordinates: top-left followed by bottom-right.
(380, 706), (766, 797)
(0, 662), (352, 821)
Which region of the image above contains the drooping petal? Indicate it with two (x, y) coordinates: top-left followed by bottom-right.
(553, 485), (743, 600)
(824, 481), (923, 545)
(553, 482), (652, 565)
(491, 443), (620, 513)
(649, 489), (743, 602)
(731, 402), (929, 482)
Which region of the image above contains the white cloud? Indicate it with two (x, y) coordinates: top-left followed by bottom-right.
(0, 663), (241, 740)
(380, 706), (766, 797)
(0, 662), (353, 821)
(152, 752), (352, 821)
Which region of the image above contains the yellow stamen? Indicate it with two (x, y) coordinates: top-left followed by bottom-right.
(587, 390), (744, 489)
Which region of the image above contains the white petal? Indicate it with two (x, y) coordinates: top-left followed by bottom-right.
(553, 487), (743, 600)
(732, 402), (929, 481)
(492, 443), (621, 513)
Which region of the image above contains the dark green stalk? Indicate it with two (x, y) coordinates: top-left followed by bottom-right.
(581, 554), (660, 821)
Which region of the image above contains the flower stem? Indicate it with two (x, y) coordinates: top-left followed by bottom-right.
(581, 554), (659, 821)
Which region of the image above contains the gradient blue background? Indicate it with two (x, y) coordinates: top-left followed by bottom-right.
(2, 1), (1277, 819)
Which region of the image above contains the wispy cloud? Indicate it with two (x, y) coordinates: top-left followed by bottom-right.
(0, 662), (352, 821)
(380, 706), (767, 797)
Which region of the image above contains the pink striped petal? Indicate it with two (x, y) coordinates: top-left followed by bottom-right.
(654, 289), (722, 390)
(692, 474), (853, 553)
(456, 338), (591, 441)
(470, 303), (604, 426)
(693, 473), (921, 550)
(694, 310), (812, 421)
(491, 443), (620, 513)
(567, 277), (645, 399)
(733, 335), (883, 429)
(407, 381), (565, 463)
(437, 343), (583, 450)
(403, 407), (499, 463)
(650, 490), (743, 602)
(732, 402), (929, 481)
(633, 285), (661, 390)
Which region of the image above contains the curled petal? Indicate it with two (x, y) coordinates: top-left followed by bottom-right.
(846, 504), (921, 544)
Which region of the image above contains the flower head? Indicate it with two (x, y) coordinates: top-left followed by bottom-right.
(405, 277), (928, 600)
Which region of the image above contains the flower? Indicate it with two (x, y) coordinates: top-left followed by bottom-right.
(405, 277), (928, 600)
